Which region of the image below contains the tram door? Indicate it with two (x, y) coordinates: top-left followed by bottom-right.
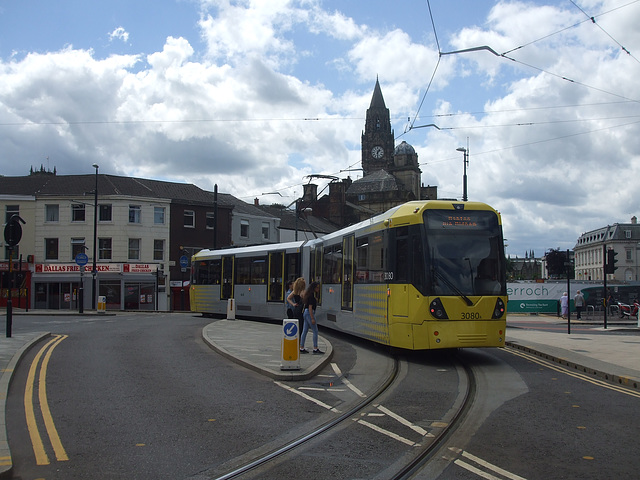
(268, 252), (284, 302)
(342, 235), (354, 310)
(221, 255), (234, 300)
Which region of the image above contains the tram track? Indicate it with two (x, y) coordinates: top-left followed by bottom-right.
(390, 354), (476, 480)
(205, 351), (477, 480)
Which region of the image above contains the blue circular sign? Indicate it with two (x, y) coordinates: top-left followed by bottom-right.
(179, 255), (189, 268)
(75, 252), (89, 266)
(283, 322), (298, 339)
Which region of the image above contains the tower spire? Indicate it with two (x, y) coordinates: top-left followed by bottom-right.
(369, 76), (386, 109)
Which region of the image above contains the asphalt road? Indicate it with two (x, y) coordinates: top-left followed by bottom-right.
(5, 313), (640, 479)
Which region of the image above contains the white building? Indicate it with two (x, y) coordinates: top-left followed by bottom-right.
(574, 217), (640, 283)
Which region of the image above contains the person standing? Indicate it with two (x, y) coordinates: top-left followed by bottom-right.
(284, 281), (294, 319)
(574, 290), (585, 320)
(560, 292), (569, 319)
(300, 281), (323, 354)
(287, 277), (306, 328)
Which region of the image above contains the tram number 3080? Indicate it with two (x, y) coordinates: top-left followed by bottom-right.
(461, 312), (482, 320)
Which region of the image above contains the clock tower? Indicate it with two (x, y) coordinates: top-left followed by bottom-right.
(361, 78), (395, 176)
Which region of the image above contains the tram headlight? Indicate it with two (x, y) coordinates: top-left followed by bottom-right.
(429, 298), (448, 319)
(491, 298), (506, 319)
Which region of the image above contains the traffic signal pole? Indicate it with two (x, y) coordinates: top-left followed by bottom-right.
(603, 244), (608, 330)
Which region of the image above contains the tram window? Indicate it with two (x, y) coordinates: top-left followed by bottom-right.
(310, 247), (322, 283)
(206, 260), (221, 285)
(356, 237), (368, 283)
(251, 257), (267, 284)
(194, 260), (219, 285)
(396, 238), (409, 282)
(354, 233), (387, 283)
(285, 253), (300, 284)
(236, 258), (251, 284)
(322, 244), (342, 284)
(236, 256), (267, 284)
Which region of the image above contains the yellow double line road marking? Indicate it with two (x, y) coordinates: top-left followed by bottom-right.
(506, 346), (640, 398)
(24, 334), (69, 465)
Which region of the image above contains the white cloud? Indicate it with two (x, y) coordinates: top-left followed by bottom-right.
(109, 27), (130, 44)
(1, 0), (640, 257)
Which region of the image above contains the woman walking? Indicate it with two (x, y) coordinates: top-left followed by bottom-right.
(300, 281), (323, 354)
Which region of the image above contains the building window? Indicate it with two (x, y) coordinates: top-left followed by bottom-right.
(99, 238), (112, 260)
(99, 204), (112, 222)
(240, 219), (249, 238)
(206, 212), (215, 229)
(154, 239), (164, 261)
(71, 238), (86, 261)
(154, 207), (165, 225)
(262, 222), (270, 240)
(626, 250), (632, 261)
(625, 230), (632, 239)
(45, 238), (58, 260)
(45, 204), (59, 222)
(5, 205), (19, 224)
(4, 245), (19, 261)
(129, 205), (141, 224)
(128, 238), (141, 260)
(72, 204), (86, 222)
(184, 210), (195, 228)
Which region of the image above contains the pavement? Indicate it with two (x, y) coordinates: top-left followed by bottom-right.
(1, 311), (639, 478)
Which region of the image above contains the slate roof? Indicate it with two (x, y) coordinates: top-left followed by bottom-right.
(346, 169), (399, 195)
(0, 174), (232, 206)
(256, 204), (337, 234)
(218, 194), (277, 219)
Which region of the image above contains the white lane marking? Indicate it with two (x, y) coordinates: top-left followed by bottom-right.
(274, 381), (340, 413)
(299, 387), (346, 392)
(461, 451), (528, 480)
(332, 363), (366, 398)
(450, 448), (528, 480)
(355, 419), (419, 447)
(375, 404), (432, 437)
(454, 460), (502, 480)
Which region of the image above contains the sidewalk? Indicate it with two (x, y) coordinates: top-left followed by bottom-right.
(506, 315), (640, 388)
(1, 313), (639, 478)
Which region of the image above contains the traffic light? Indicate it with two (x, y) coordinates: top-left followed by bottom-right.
(606, 249), (618, 274)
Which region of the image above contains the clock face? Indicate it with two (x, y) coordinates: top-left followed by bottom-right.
(371, 146), (384, 159)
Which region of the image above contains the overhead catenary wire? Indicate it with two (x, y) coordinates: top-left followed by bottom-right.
(568, 0), (640, 64)
(408, 0), (640, 134)
(502, 0), (640, 57)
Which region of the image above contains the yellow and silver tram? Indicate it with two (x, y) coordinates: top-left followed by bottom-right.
(190, 200), (507, 350)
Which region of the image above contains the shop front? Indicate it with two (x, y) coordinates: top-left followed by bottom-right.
(1, 260), (31, 309)
(32, 263), (166, 311)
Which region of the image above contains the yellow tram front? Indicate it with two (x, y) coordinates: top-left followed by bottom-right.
(383, 201), (507, 350)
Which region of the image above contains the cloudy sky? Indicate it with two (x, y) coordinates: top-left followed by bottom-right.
(1, 0), (639, 258)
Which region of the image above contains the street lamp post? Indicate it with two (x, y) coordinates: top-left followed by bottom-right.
(456, 147), (469, 202)
(91, 163), (99, 309)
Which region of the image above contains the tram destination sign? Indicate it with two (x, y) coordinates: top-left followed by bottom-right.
(427, 210), (497, 230)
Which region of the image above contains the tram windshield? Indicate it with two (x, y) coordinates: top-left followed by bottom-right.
(424, 209), (506, 297)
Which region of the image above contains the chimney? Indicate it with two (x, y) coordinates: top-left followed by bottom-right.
(301, 183), (317, 210)
(254, 198), (259, 206)
(632, 216), (637, 224)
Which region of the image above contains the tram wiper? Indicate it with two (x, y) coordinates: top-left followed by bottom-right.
(432, 268), (474, 306)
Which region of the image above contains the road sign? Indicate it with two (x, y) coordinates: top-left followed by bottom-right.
(179, 255), (189, 268)
(283, 322), (298, 339)
(3, 219), (22, 247)
(281, 319), (300, 370)
(75, 252), (89, 266)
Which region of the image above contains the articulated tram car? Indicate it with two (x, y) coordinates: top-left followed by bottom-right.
(190, 200), (507, 350)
